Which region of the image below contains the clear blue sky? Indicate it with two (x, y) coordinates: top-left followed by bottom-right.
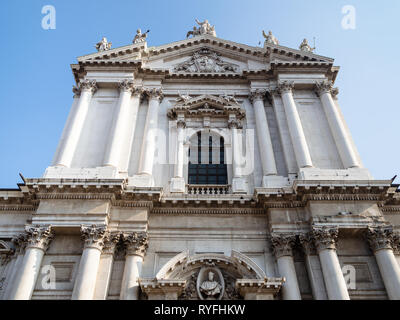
(0, 0), (399, 188)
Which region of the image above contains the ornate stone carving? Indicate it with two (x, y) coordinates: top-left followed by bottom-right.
(176, 119), (186, 129)
(227, 119), (242, 129)
(366, 225), (394, 252)
(176, 92), (192, 104)
(25, 225), (54, 251)
(0, 240), (14, 265)
(76, 79), (97, 94)
(312, 226), (339, 252)
(270, 234), (296, 258)
(315, 80), (334, 95)
(299, 38), (314, 52)
(331, 87), (339, 99)
(102, 232), (121, 255)
(186, 19), (216, 38)
(133, 28), (149, 44)
(299, 232), (317, 255)
(145, 88), (164, 102)
(262, 30), (279, 45)
(95, 37), (112, 52)
(118, 80), (135, 92)
(80, 225), (108, 251)
(196, 266), (225, 300)
(122, 232), (148, 257)
(249, 89), (266, 103)
(392, 233), (400, 255)
(11, 233), (28, 255)
(173, 48), (238, 73)
(276, 81), (295, 94)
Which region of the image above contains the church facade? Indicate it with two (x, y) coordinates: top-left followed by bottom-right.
(1, 21), (400, 300)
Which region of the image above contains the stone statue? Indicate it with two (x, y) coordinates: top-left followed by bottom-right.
(200, 271), (222, 297)
(262, 30), (279, 45)
(176, 92), (191, 103)
(133, 29), (150, 44)
(187, 19), (216, 37)
(299, 38), (314, 52)
(95, 37), (112, 52)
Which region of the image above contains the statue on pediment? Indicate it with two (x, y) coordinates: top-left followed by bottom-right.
(133, 28), (150, 44)
(299, 38), (315, 52)
(95, 37), (112, 52)
(187, 19), (216, 38)
(262, 30), (279, 46)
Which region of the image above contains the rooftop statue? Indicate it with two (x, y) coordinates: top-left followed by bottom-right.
(95, 37), (112, 52)
(262, 30), (279, 46)
(187, 19), (216, 38)
(133, 28), (150, 44)
(299, 38), (315, 52)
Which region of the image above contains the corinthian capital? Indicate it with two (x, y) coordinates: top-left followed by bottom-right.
(80, 225), (109, 251)
(315, 80), (333, 95)
(276, 81), (294, 94)
(145, 88), (164, 102)
(11, 233), (28, 255)
(312, 226), (338, 252)
(228, 119), (242, 129)
(79, 79), (98, 94)
(299, 232), (317, 255)
(270, 234), (296, 258)
(249, 89), (266, 103)
(25, 225), (54, 252)
(102, 232), (121, 255)
(176, 119), (187, 129)
(366, 225), (394, 252)
(392, 233), (400, 255)
(118, 80), (135, 92)
(122, 231), (148, 257)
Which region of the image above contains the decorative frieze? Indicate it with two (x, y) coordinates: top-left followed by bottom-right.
(270, 234), (296, 258)
(25, 225), (54, 252)
(80, 225), (109, 251)
(122, 232), (148, 257)
(366, 225), (394, 252)
(312, 226), (338, 252)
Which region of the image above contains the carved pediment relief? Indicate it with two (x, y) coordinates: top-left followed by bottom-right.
(173, 48), (239, 73)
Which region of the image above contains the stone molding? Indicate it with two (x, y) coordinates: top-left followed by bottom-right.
(270, 234), (296, 258)
(312, 226), (338, 252)
(276, 81), (294, 94)
(80, 224), (109, 251)
(366, 225), (394, 252)
(25, 225), (54, 252)
(121, 231), (148, 257)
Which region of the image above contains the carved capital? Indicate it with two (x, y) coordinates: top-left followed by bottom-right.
(176, 119), (187, 129)
(315, 80), (334, 96)
(312, 226), (338, 252)
(366, 226), (394, 252)
(145, 88), (164, 102)
(72, 85), (81, 98)
(11, 233), (28, 255)
(392, 233), (400, 255)
(25, 225), (54, 252)
(270, 234), (296, 258)
(228, 119), (242, 129)
(102, 232), (121, 255)
(331, 87), (339, 100)
(118, 80), (135, 93)
(79, 79), (98, 94)
(81, 225), (109, 251)
(122, 232), (148, 257)
(249, 89), (266, 104)
(299, 233), (317, 255)
(276, 81), (294, 94)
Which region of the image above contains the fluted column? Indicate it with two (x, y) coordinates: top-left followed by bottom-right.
(313, 226), (349, 300)
(53, 80), (97, 167)
(93, 232), (121, 300)
(249, 90), (278, 176)
(367, 226), (400, 300)
(9, 225), (54, 300)
(316, 80), (360, 168)
(138, 88), (163, 177)
(103, 81), (142, 169)
(277, 81), (313, 168)
(271, 234), (301, 300)
(120, 232), (148, 300)
(72, 225), (108, 300)
(299, 233), (328, 300)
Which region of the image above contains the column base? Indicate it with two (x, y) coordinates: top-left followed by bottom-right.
(262, 175), (289, 188)
(170, 177), (186, 193)
(232, 177), (248, 194)
(128, 174), (155, 187)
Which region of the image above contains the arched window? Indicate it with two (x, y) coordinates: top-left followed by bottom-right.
(188, 131), (227, 185)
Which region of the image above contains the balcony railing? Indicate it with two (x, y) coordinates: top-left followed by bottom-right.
(186, 184), (231, 195)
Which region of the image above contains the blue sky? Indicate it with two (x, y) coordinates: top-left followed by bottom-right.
(0, 0), (399, 187)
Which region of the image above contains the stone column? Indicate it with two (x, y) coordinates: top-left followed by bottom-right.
(53, 80), (97, 167)
(72, 225), (108, 300)
(103, 81), (142, 169)
(277, 81), (313, 168)
(229, 117), (248, 193)
(136, 88), (163, 185)
(299, 233), (328, 300)
(393, 233), (400, 267)
(120, 232), (148, 300)
(366, 226), (400, 300)
(316, 80), (360, 168)
(249, 89), (278, 176)
(313, 226), (350, 300)
(170, 118), (186, 192)
(9, 225), (54, 300)
(93, 232), (121, 300)
(270, 234), (302, 300)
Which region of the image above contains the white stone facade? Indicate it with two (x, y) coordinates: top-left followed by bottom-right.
(1, 23), (400, 300)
